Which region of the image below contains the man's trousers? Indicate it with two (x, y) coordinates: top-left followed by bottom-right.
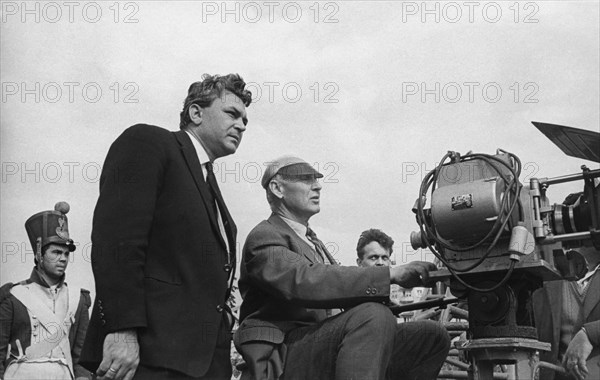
(281, 302), (450, 380)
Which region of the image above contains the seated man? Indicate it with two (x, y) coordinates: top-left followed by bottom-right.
(533, 244), (600, 380)
(235, 156), (450, 380)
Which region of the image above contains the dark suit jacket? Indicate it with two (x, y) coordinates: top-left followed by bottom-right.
(80, 125), (236, 377)
(532, 273), (600, 380)
(0, 270), (92, 379)
(235, 214), (391, 379)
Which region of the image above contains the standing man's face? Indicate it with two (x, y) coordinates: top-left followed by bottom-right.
(38, 243), (70, 280)
(357, 241), (390, 267)
(198, 91), (248, 160)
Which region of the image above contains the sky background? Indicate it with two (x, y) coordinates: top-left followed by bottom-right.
(1, 0), (599, 303)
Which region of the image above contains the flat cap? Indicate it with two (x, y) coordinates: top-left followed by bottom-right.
(261, 155), (323, 189)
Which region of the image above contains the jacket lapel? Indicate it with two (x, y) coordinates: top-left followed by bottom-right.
(224, 208), (237, 255)
(173, 131), (227, 251)
(268, 214), (318, 264)
(583, 270), (600, 320)
(212, 185), (237, 255)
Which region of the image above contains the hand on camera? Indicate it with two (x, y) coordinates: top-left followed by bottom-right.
(389, 261), (437, 288)
(562, 329), (593, 380)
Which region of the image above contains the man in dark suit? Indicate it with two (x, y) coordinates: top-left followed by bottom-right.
(533, 245), (600, 380)
(80, 74), (252, 380)
(235, 155), (450, 380)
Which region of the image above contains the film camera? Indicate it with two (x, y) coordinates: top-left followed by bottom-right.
(406, 122), (599, 379)
(410, 122), (599, 340)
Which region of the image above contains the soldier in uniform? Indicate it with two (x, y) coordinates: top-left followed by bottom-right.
(0, 202), (91, 380)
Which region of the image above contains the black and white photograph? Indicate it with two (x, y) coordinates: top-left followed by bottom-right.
(1, 1), (599, 379)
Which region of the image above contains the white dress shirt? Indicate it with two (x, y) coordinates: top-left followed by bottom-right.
(278, 215), (318, 252)
(185, 130), (229, 252)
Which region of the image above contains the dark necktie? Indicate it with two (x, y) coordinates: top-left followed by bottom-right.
(306, 228), (331, 264)
(204, 162), (219, 217)
(205, 162), (234, 253)
(306, 227), (339, 318)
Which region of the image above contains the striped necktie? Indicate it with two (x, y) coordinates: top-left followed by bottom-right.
(306, 228), (330, 264)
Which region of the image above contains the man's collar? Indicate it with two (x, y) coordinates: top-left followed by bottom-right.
(29, 267), (65, 288)
(278, 215), (309, 237)
(579, 262), (600, 285)
(185, 130), (211, 165)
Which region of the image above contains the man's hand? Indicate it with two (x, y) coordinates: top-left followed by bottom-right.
(562, 329), (593, 380)
(390, 261), (437, 288)
(96, 329), (140, 380)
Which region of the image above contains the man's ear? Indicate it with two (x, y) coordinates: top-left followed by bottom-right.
(188, 104), (203, 126)
(356, 258), (362, 267)
(269, 180), (284, 199)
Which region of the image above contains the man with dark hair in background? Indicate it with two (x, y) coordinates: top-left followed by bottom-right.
(356, 228), (395, 267)
(356, 229), (406, 307)
(80, 74), (252, 380)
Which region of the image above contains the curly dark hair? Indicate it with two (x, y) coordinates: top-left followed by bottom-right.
(356, 229), (394, 259)
(179, 73), (253, 129)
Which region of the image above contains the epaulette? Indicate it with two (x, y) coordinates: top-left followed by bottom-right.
(0, 282), (15, 303)
(79, 288), (92, 306)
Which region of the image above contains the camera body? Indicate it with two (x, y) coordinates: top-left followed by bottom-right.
(410, 149), (599, 338)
